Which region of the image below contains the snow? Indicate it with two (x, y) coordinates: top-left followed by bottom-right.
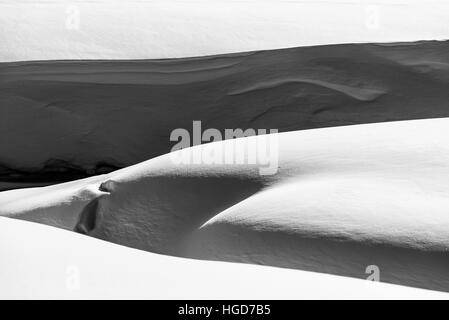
(1, 0), (449, 62)
(3, 40), (449, 182)
(1, 217), (447, 299)
(2, 118), (449, 292)
(2, 0), (449, 298)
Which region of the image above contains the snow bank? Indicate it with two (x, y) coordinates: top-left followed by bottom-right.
(3, 40), (449, 184)
(1, 0), (449, 62)
(1, 217), (447, 299)
(2, 118), (449, 292)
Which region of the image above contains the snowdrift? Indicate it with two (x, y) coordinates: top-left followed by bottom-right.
(2, 118), (449, 292)
(2, 217), (446, 299)
(1, 0), (449, 62)
(3, 40), (449, 186)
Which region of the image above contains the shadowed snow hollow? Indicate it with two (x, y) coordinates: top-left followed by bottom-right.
(3, 40), (449, 185)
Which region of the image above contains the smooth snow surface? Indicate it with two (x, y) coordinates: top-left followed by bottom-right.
(3, 40), (449, 183)
(1, 0), (449, 62)
(2, 118), (449, 292)
(1, 217), (447, 299)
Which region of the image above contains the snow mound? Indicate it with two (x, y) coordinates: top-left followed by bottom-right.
(1, 217), (447, 300)
(2, 118), (449, 292)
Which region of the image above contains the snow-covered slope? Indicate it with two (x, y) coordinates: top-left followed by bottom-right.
(3, 0), (449, 299)
(2, 118), (449, 292)
(3, 40), (449, 185)
(1, 0), (449, 62)
(2, 217), (447, 300)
